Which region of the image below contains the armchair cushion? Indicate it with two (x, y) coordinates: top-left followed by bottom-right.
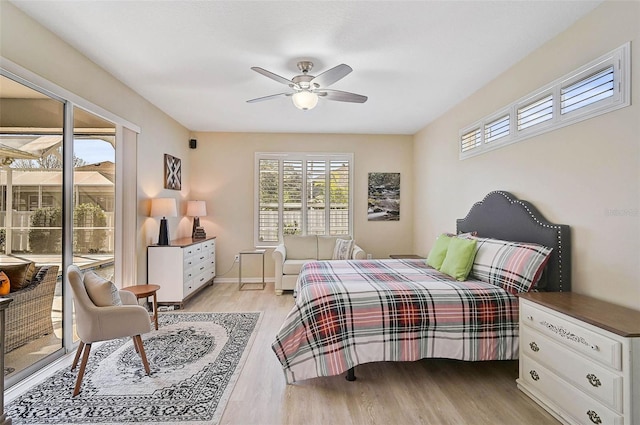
(2, 262), (36, 292)
(282, 259), (311, 275)
(83, 271), (122, 307)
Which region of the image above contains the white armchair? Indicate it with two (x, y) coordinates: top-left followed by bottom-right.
(272, 235), (366, 295)
(67, 265), (152, 396)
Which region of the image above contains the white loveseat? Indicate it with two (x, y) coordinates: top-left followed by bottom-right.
(272, 235), (366, 295)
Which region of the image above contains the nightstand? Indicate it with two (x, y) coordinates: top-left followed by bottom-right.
(517, 292), (640, 425)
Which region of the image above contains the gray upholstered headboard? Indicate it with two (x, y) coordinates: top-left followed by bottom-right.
(456, 191), (571, 292)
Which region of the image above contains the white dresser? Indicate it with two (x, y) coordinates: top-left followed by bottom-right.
(517, 292), (640, 425)
(147, 236), (216, 307)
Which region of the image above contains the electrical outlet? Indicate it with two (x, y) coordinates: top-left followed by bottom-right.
(234, 254), (239, 263)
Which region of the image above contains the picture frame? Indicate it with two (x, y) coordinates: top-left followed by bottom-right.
(164, 154), (182, 190)
(368, 172), (400, 221)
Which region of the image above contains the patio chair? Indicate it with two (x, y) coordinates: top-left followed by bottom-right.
(66, 265), (151, 396)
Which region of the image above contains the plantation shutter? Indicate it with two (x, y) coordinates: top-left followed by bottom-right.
(258, 159), (279, 243)
(461, 128), (481, 153)
(561, 66), (614, 115)
(484, 115), (509, 143)
(255, 153), (353, 246)
(329, 160), (349, 235)
(517, 94), (553, 130)
(306, 160), (326, 235)
(282, 160), (302, 236)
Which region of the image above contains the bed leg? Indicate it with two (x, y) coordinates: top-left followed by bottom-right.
(345, 367), (356, 381)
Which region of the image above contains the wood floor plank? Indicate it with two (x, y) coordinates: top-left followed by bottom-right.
(183, 282), (558, 425)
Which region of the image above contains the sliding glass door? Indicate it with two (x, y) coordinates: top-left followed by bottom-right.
(0, 73), (117, 386)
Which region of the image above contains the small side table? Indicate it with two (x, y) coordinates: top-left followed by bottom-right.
(122, 284), (161, 330)
(239, 249), (266, 291)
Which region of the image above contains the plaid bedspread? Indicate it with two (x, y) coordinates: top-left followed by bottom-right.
(272, 259), (519, 383)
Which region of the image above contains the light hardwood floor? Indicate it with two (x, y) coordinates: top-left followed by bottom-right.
(183, 281), (559, 425)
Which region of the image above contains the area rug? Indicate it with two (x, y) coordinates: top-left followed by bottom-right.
(6, 312), (262, 424)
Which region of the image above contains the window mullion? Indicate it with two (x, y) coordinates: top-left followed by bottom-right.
(277, 159), (284, 242)
(325, 161), (331, 235)
(301, 159), (307, 235)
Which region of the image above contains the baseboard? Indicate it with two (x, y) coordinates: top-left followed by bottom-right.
(214, 277), (275, 284)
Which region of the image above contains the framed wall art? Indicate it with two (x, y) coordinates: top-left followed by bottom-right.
(164, 154), (182, 190)
(368, 172), (400, 221)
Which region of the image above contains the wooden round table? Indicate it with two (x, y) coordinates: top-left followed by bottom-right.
(122, 284), (161, 330)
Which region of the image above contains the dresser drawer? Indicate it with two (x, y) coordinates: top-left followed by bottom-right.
(521, 326), (623, 412)
(521, 356), (622, 425)
(184, 255), (197, 271)
(183, 246), (198, 260)
(193, 270), (211, 289)
(194, 250), (208, 265)
(201, 240), (214, 251)
(521, 302), (621, 370)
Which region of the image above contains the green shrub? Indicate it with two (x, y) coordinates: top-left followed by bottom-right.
(28, 204), (108, 254)
(29, 207), (62, 254)
(73, 203), (108, 254)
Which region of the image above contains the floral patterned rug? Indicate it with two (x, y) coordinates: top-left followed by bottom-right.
(6, 312), (261, 424)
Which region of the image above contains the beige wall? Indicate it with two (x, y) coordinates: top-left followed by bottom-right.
(413, 0), (640, 309)
(1, 2), (193, 285)
(189, 132), (414, 280)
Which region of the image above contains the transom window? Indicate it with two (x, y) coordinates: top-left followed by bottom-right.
(459, 43), (630, 159)
(255, 152), (353, 246)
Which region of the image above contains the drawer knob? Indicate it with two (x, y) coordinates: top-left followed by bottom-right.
(529, 342), (540, 352)
(529, 370), (539, 381)
(526, 315), (533, 321)
(587, 410), (602, 424)
(590, 344), (599, 351)
(586, 374), (601, 388)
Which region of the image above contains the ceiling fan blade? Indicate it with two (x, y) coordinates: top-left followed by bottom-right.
(318, 89), (367, 103)
(310, 64), (352, 88)
(246, 93), (291, 103)
(251, 67), (293, 86)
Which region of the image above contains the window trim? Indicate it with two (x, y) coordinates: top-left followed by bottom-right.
(459, 42), (630, 160)
(254, 152), (354, 248)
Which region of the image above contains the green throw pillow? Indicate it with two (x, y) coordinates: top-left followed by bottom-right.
(440, 237), (477, 281)
(426, 234), (453, 270)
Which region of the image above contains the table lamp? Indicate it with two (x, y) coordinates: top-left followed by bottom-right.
(150, 198), (177, 245)
(187, 200), (207, 239)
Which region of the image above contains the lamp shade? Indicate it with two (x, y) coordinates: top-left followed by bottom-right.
(150, 198), (177, 218)
(292, 91), (318, 110)
(186, 200), (207, 217)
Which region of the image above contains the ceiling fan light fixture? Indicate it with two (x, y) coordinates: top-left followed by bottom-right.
(292, 90), (318, 111)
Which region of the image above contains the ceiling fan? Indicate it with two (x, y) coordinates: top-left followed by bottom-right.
(247, 61), (368, 111)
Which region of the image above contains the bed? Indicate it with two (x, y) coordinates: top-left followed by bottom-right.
(272, 191), (571, 383)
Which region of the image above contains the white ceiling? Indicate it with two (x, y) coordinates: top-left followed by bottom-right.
(10, 1), (602, 135)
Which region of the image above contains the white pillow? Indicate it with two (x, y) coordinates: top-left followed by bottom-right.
(332, 238), (354, 260)
(84, 271), (122, 307)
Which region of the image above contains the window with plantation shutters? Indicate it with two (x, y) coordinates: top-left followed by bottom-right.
(255, 153), (353, 246)
(561, 65), (614, 115)
(461, 128), (481, 152)
(484, 114), (510, 143)
(283, 160), (303, 236)
(518, 95), (553, 131)
(329, 160), (350, 235)
(257, 159), (279, 243)
(459, 43), (630, 160)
